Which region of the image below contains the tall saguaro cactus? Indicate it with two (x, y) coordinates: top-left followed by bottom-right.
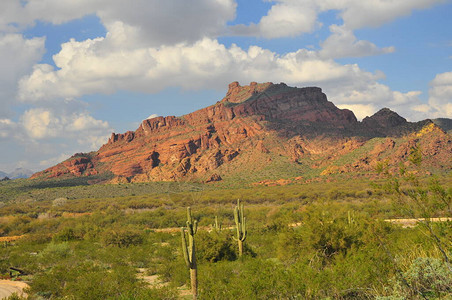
(234, 199), (247, 257)
(181, 207), (198, 299)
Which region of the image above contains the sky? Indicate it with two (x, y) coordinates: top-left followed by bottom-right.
(0, 0), (451, 173)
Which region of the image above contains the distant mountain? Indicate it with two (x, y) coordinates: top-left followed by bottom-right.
(9, 168), (34, 179)
(432, 118), (452, 134)
(0, 168), (34, 179)
(32, 81), (451, 183)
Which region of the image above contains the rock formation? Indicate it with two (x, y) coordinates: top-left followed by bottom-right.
(32, 82), (452, 183)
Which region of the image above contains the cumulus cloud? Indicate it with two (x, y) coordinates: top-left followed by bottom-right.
(335, 0), (445, 30)
(20, 36), (380, 100)
(0, 33), (45, 117)
(3, 0), (236, 46)
(0, 119), (18, 139)
(17, 32), (439, 121)
(0, 104), (112, 171)
(230, 1), (318, 38)
(230, 0), (444, 38)
(319, 25), (394, 59)
(333, 83), (425, 120)
(20, 107), (111, 148)
(1, 104), (111, 147)
(427, 72), (452, 118)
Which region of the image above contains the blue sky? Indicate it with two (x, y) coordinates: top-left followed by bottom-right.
(0, 0), (451, 173)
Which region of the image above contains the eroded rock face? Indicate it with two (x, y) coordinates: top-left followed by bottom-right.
(221, 81), (273, 103)
(32, 82), (451, 182)
(31, 154), (97, 179)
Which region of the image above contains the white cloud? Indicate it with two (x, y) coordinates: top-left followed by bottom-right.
(0, 33), (45, 117)
(0, 119), (17, 139)
(336, 0), (445, 30)
(97, 0), (236, 46)
(20, 108), (111, 147)
(146, 114), (159, 120)
(20, 36), (379, 100)
(21, 108), (52, 139)
(337, 104), (376, 121)
(17, 33), (438, 121)
(3, 0), (236, 46)
(0, 104), (112, 171)
(319, 25), (394, 59)
(230, 1), (318, 38)
(428, 72), (452, 118)
(333, 83), (427, 121)
(0, 1), (31, 32)
(230, 0), (445, 38)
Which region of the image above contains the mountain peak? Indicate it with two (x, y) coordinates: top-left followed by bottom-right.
(221, 81), (273, 103)
(362, 107), (407, 128)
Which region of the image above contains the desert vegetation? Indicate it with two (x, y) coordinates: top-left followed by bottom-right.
(0, 165), (450, 299)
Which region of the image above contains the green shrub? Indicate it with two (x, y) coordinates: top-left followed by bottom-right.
(38, 242), (71, 261)
(196, 231), (236, 263)
(101, 228), (144, 247)
(53, 227), (78, 242)
(403, 257), (451, 298)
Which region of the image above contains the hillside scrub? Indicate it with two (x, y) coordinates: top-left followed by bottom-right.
(0, 171), (450, 299)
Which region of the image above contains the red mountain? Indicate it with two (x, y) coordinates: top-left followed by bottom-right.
(32, 82), (452, 183)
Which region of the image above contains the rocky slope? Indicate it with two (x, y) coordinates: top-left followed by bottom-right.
(32, 82), (452, 183)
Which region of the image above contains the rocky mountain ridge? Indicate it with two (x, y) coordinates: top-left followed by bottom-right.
(32, 82), (452, 183)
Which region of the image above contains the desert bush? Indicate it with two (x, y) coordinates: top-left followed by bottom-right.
(101, 228), (144, 247)
(404, 257), (452, 297)
(155, 245), (187, 286)
(38, 242), (71, 261)
(378, 257), (452, 299)
(30, 262), (156, 299)
(199, 258), (305, 299)
(52, 227), (78, 242)
(196, 231), (236, 263)
(52, 197), (67, 207)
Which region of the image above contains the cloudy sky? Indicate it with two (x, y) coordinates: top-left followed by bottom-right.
(0, 0), (451, 173)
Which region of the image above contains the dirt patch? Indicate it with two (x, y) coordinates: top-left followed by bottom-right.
(0, 280), (29, 299)
(384, 217), (452, 228)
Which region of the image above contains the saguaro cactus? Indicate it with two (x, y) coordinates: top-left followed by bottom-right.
(181, 207), (198, 299)
(234, 199), (247, 256)
(213, 215), (221, 233)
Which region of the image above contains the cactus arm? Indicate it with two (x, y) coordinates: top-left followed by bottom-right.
(213, 216), (221, 232)
(181, 227), (190, 268)
(189, 235), (196, 268)
(187, 207), (192, 223)
(234, 206), (240, 238)
(240, 216), (247, 242)
(193, 220), (198, 235)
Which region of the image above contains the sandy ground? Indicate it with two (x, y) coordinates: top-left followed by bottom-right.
(384, 217), (452, 227)
(0, 280), (29, 299)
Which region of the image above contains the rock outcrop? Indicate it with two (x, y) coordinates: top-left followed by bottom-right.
(31, 82), (452, 183)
